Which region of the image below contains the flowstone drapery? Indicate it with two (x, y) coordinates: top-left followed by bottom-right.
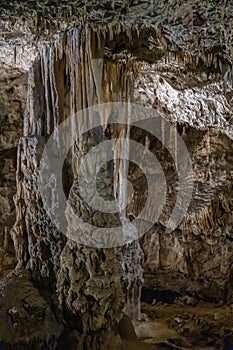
(10, 26), (143, 349)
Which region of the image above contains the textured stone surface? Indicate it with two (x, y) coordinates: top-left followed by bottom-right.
(5, 26), (142, 349)
(1, 1), (233, 75)
(0, 63), (27, 276)
(141, 301), (233, 350)
(134, 61), (233, 304)
(57, 128), (124, 349)
(0, 271), (63, 349)
(0, 2), (233, 349)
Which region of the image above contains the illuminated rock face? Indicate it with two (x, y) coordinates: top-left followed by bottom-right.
(135, 62), (233, 303)
(0, 64), (27, 277)
(0, 2), (233, 349)
(3, 27), (142, 349)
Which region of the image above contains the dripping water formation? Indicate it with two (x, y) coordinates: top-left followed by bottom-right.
(1, 2), (233, 350)
(11, 25), (145, 349)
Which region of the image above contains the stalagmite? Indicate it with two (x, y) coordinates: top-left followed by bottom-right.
(2, 2), (233, 348)
(113, 103), (143, 320)
(19, 24), (144, 346)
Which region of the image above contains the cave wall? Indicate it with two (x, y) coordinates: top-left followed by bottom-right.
(134, 62), (233, 303)
(0, 63), (27, 276)
(0, 2), (233, 349)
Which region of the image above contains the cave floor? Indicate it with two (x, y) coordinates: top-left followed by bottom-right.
(123, 301), (233, 350)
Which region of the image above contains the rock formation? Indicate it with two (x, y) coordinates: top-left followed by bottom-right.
(0, 1), (233, 349)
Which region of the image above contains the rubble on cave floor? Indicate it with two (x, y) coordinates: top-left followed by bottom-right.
(129, 297), (233, 350)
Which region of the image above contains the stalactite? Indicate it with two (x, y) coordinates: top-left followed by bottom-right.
(39, 42), (61, 140)
(174, 121), (178, 167)
(48, 46), (59, 143)
(40, 46), (51, 135)
(180, 193), (232, 237)
(24, 67), (36, 136)
(66, 27), (81, 148)
(206, 128), (211, 163)
(12, 25), (146, 350)
(161, 116), (165, 149)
